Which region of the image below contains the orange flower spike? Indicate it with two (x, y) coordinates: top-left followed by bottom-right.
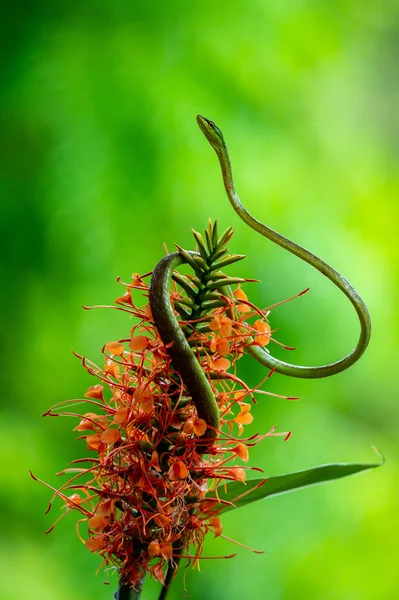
(233, 286), (252, 314)
(253, 319), (271, 346)
(104, 341), (125, 356)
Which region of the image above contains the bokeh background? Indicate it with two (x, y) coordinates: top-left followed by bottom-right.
(2, 1), (398, 599)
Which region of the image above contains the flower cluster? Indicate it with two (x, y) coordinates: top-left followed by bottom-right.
(33, 224), (297, 590)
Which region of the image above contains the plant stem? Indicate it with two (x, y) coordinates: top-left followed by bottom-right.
(157, 553), (182, 600)
(114, 576), (145, 600)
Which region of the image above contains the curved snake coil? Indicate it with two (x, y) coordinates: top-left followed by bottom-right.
(149, 116), (372, 442)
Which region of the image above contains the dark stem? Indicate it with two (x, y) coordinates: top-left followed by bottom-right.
(157, 552), (182, 600)
(114, 576), (145, 600)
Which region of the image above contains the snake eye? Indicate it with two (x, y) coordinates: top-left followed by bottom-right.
(208, 120), (215, 129)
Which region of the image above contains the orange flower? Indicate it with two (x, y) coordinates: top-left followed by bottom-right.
(210, 335), (230, 356)
(183, 416), (207, 436)
(253, 319), (271, 346)
(209, 516), (223, 537)
(100, 428), (120, 444)
(233, 286), (252, 313)
(168, 460), (189, 481)
(105, 341), (125, 356)
(88, 514), (108, 531)
(36, 225), (298, 591)
(209, 314), (232, 337)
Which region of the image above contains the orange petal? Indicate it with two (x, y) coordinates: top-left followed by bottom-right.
(168, 461), (189, 480)
(152, 562), (165, 585)
(86, 434), (102, 450)
(101, 428), (120, 444)
(85, 536), (105, 552)
(210, 334), (219, 353)
(209, 315), (222, 331)
(105, 341), (125, 356)
(235, 412), (254, 425)
(97, 500), (114, 516)
(238, 303), (252, 314)
(130, 335), (150, 352)
(88, 514), (108, 531)
(160, 542), (173, 560)
(217, 338), (230, 356)
(65, 494), (82, 508)
(104, 359), (119, 377)
(219, 316), (232, 337)
(141, 394), (154, 414)
(231, 442), (249, 462)
(154, 513), (171, 527)
(148, 540), (160, 557)
(233, 287), (248, 301)
(209, 516), (223, 537)
(230, 468), (246, 483)
(84, 385), (104, 400)
(150, 450), (160, 470)
(74, 412), (99, 431)
(113, 407), (129, 424)
(183, 417), (195, 434)
(254, 319), (271, 346)
(193, 418), (207, 437)
(212, 357), (231, 372)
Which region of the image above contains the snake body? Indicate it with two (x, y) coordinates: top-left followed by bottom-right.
(196, 115), (371, 378)
(149, 252), (220, 440)
(148, 116), (372, 442)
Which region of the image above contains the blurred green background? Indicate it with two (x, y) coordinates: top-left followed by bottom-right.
(1, 1), (398, 599)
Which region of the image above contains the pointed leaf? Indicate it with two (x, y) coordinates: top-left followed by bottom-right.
(205, 457), (384, 514)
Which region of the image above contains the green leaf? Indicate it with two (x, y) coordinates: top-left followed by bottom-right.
(205, 456), (384, 514)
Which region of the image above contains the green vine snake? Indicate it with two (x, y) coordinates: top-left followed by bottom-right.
(149, 115), (371, 441)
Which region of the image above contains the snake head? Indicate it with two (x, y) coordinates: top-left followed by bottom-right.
(196, 114), (226, 153)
